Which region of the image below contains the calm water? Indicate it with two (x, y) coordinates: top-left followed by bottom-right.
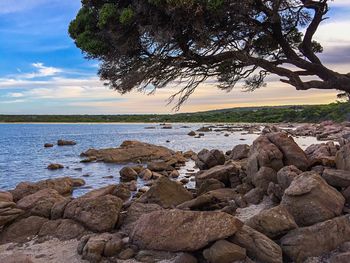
(0, 123), (320, 195)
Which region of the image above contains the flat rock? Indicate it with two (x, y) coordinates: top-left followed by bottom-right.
(38, 219), (87, 240)
(281, 215), (350, 262)
(281, 171), (345, 226)
(130, 209), (243, 251)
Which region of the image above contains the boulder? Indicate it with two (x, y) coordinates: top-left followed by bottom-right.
(266, 132), (309, 171)
(195, 149), (225, 170)
(0, 191), (13, 202)
(243, 188), (264, 205)
(197, 179), (225, 195)
(130, 209), (243, 251)
(0, 216), (49, 244)
(281, 172), (345, 226)
(229, 225), (282, 263)
(57, 139), (76, 146)
(246, 135), (284, 177)
(281, 215), (350, 263)
(252, 167), (277, 192)
(64, 194), (123, 232)
(188, 131), (196, 136)
(336, 143), (350, 171)
(139, 168), (153, 180)
(246, 205), (297, 238)
(322, 168), (350, 188)
(51, 197), (72, 219)
(196, 164), (240, 187)
(203, 240), (246, 263)
(38, 219), (87, 240)
(44, 143), (54, 148)
(147, 161), (174, 172)
(16, 188), (66, 218)
(120, 167), (138, 181)
(82, 185), (116, 199)
(81, 140), (179, 164)
(112, 184), (131, 201)
(229, 144), (250, 161)
(0, 201), (24, 227)
(137, 177), (192, 208)
(276, 165), (302, 191)
(121, 202), (162, 234)
(305, 142), (338, 166)
(11, 177), (85, 201)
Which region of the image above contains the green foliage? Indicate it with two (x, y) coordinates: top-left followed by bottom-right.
(98, 3), (118, 28)
(119, 7), (135, 24)
(1, 103), (349, 123)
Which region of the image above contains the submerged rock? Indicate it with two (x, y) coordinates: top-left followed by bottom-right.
(130, 209), (243, 251)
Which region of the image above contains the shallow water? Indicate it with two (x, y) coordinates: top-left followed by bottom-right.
(0, 123), (320, 195)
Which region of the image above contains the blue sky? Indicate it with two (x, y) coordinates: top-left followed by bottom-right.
(0, 1), (349, 114)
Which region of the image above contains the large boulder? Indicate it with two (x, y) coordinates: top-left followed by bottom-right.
(0, 216), (49, 244)
(130, 209), (243, 251)
(252, 167), (277, 192)
(281, 172), (345, 226)
(64, 194), (123, 232)
(246, 205), (297, 238)
(281, 215), (350, 262)
(11, 177), (85, 201)
(229, 144), (250, 161)
(137, 177), (192, 208)
(229, 225), (282, 263)
(38, 219), (87, 241)
(336, 143), (350, 171)
(81, 140), (180, 164)
(196, 164), (240, 187)
(119, 167), (138, 181)
(203, 240), (246, 263)
(305, 142), (339, 166)
(322, 168), (350, 188)
(16, 188), (66, 218)
(195, 149), (225, 170)
(276, 165), (302, 191)
(197, 179), (225, 195)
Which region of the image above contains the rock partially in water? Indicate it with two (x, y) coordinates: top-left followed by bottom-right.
(130, 209), (243, 251)
(47, 163), (64, 170)
(81, 140), (182, 164)
(57, 139), (76, 146)
(119, 167), (138, 182)
(44, 143), (54, 148)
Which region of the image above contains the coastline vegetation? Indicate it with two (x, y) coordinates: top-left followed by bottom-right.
(1, 102), (349, 123)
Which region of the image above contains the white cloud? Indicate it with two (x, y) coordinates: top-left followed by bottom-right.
(21, 63), (62, 79)
(6, 92), (24, 98)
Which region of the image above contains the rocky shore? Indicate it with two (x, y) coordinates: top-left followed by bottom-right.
(1, 124), (350, 263)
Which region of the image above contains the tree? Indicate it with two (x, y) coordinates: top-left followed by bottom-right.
(69, 0), (350, 109)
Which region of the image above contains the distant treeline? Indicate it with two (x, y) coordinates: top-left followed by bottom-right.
(1, 103), (349, 123)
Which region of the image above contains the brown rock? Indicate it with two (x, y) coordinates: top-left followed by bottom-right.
(130, 209), (243, 252)
(139, 168), (153, 180)
(44, 143), (54, 148)
(120, 167), (138, 181)
(57, 139), (76, 146)
(16, 188), (66, 218)
(147, 161), (174, 172)
(336, 143), (350, 171)
(81, 140), (177, 164)
(0, 202), (24, 227)
(281, 172), (345, 226)
(246, 205), (297, 238)
(276, 165), (302, 191)
(243, 188), (264, 205)
(0, 216), (49, 244)
(281, 215), (350, 263)
(47, 163), (64, 170)
(322, 168), (350, 188)
(197, 179), (225, 195)
(0, 191), (13, 202)
(229, 225), (282, 263)
(203, 240), (246, 263)
(38, 219), (87, 240)
(252, 167), (277, 192)
(82, 185), (116, 199)
(137, 177), (192, 208)
(64, 194), (123, 232)
(195, 149), (225, 170)
(229, 144), (250, 160)
(1, 254), (34, 263)
(196, 164), (240, 187)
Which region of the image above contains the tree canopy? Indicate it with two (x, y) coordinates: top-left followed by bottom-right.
(69, 0), (350, 108)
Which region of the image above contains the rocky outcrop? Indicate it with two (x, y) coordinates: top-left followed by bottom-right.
(137, 177), (192, 208)
(16, 188), (66, 218)
(229, 225), (282, 263)
(336, 143), (350, 171)
(246, 205), (297, 238)
(81, 140), (182, 164)
(11, 177), (85, 201)
(203, 240), (246, 263)
(195, 149), (225, 170)
(281, 172), (345, 226)
(196, 163), (240, 187)
(64, 194), (123, 232)
(130, 209), (243, 251)
(281, 215), (350, 262)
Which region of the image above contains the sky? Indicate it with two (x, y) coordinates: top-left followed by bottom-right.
(0, 1), (349, 114)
